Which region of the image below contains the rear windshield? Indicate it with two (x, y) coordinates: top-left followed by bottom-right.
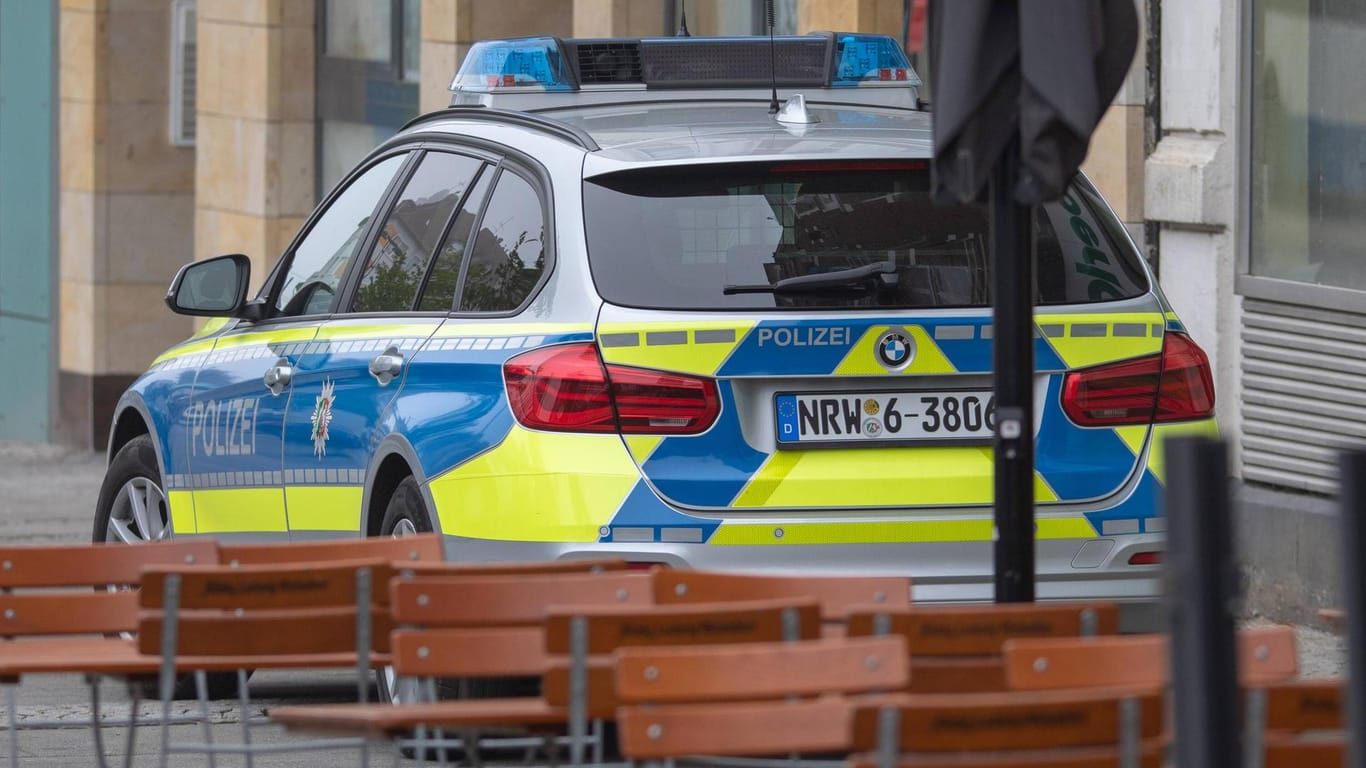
(583, 162), (1148, 310)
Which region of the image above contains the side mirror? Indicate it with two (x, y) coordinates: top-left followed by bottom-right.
(165, 254), (252, 318)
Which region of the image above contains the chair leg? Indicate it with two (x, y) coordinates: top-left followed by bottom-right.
(121, 680), (142, 768)
(237, 669), (254, 768)
(194, 670), (217, 768)
(85, 674), (111, 768)
(6, 683), (19, 768)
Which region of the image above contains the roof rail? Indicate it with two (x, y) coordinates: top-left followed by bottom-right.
(399, 106), (600, 152)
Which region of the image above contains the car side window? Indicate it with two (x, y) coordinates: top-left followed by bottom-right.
(416, 165), (493, 312)
(351, 152), (484, 314)
(459, 170), (547, 313)
(272, 153), (407, 318)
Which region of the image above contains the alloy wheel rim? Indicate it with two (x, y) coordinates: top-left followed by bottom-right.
(107, 476), (171, 544)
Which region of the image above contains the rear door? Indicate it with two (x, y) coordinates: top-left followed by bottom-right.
(583, 162), (1163, 512)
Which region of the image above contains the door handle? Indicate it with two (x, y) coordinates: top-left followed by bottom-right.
(369, 346), (404, 387)
(263, 357), (293, 396)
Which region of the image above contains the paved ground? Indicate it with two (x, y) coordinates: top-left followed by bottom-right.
(0, 439), (1348, 765)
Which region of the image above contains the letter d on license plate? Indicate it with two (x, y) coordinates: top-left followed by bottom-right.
(775, 390), (995, 447)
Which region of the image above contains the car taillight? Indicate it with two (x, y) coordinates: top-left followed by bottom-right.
(1062, 332), (1215, 427)
(1128, 551), (1163, 566)
(503, 343), (720, 435)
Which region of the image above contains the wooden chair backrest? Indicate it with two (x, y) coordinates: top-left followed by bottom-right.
(542, 659), (618, 718)
(1263, 680), (1343, 732)
(391, 627), (548, 678)
(1265, 736), (1345, 768)
(218, 533), (442, 567)
(846, 602), (1120, 656)
(139, 558), (395, 610)
(389, 572), (653, 626)
(0, 539), (218, 588)
(399, 559), (629, 577)
(615, 635), (909, 703)
(0, 591), (140, 636)
(846, 741), (1167, 768)
(139, 607), (393, 657)
(652, 571), (910, 621)
(850, 687), (1165, 753)
(544, 598), (822, 654)
(617, 697), (853, 759)
(1002, 626), (1299, 690)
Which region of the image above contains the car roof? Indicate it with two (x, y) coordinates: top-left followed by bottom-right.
(404, 99), (933, 168)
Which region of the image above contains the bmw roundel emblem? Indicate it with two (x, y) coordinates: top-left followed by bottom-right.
(876, 329), (915, 370)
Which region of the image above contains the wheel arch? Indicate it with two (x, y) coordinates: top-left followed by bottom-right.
(364, 434), (443, 537)
(106, 393), (167, 479)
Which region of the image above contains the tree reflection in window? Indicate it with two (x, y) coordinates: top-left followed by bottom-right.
(352, 152), (482, 313)
(460, 171), (545, 313)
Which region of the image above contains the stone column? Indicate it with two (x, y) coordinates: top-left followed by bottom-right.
(193, 0), (316, 294)
(420, 0), (574, 114)
(57, 0), (195, 448)
(797, 0), (902, 36)
(1144, 0), (1241, 445)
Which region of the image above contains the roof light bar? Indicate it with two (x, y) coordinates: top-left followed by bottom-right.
(449, 33), (920, 97)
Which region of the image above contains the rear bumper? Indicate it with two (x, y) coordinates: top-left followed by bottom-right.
(440, 533), (1167, 632)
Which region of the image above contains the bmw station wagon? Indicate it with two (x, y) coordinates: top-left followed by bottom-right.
(95, 33), (1216, 631)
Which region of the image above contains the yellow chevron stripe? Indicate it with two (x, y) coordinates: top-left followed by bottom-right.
(284, 485), (365, 531)
(191, 488), (288, 533)
(596, 321), (757, 377)
(709, 513), (1095, 546)
(833, 325), (956, 376)
(428, 427), (637, 542)
(1034, 312), (1164, 369)
(168, 491), (196, 534)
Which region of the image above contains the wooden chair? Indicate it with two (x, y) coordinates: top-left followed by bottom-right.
(1251, 679), (1344, 768)
(848, 687), (1166, 768)
(846, 602), (1120, 692)
(1000, 625), (1299, 690)
(138, 556), (395, 767)
(272, 587), (822, 765)
(0, 538), (219, 768)
(614, 635), (909, 760)
(651, 570), (911, 625)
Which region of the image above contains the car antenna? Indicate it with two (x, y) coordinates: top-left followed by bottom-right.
(766, 0), (778, 114)
(677, 0), (691, 37)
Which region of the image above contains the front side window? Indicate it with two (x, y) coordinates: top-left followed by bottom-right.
(351, 152), (483, 314)
(583, 162), (1148, 310)
(459, 171), (547, 313)
(273, 154), (407, 318)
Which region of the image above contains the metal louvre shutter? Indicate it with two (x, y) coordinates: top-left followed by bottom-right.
(1241, 298), (1366, 494)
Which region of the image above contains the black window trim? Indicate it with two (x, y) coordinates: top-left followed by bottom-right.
(411, 160), (492, 312)
(449, 161), (556, 317)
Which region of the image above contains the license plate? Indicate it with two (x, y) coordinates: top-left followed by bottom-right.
(775, 390), (995, 446)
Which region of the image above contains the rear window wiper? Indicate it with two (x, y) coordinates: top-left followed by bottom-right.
(723, 262), (897, 295)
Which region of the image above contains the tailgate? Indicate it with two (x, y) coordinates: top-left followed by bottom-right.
(597, 307), (1163, 511)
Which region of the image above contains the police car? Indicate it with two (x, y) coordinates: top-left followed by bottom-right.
(95, 34), (1215, 629)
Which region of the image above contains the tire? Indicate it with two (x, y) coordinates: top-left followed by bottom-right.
(375, 477), (539, 707)
(94, 434), (239, 700)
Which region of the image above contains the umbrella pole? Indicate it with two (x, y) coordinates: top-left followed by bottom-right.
(989, 134), (1036, 603)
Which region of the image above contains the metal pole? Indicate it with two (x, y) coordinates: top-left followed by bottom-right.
(1166, 436), (1240, 768)
(1340, 450), (1366, 768)
(990, 133), (1036, 603)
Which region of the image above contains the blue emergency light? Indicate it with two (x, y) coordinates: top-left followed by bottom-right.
(449, 33), (920, 94)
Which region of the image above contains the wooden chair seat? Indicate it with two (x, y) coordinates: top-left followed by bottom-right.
(652, 570), (911, 622)
(271, 697), (569, 737)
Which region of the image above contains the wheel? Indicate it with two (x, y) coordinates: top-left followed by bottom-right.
(94, 435), (239, 700)
(376, 476), (433, 706)
(93, 435), (171, 545)
(374, 477), (539, 709)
